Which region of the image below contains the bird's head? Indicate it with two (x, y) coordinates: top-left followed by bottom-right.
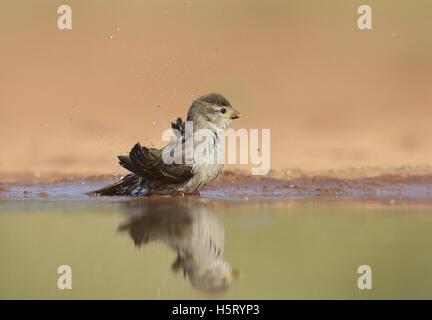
(187, 93), (242, 131)
(188, 259), (242, 294)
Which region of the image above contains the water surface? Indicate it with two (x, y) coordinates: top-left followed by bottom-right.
(1, 181), (432, 299)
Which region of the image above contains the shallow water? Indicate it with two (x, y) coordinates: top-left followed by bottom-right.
(1, 181), (432, 299)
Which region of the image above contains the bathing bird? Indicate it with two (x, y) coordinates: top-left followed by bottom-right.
(92, 93), (241, 196)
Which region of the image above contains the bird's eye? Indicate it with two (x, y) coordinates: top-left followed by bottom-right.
(221, 108), (226, 114)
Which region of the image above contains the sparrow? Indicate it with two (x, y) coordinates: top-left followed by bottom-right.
(92, 93), (241, 196)
(118, 199), (241, 294)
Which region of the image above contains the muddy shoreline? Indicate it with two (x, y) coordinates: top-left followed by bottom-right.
(2, 167), (432, 204)
(3, 165), (432, 183)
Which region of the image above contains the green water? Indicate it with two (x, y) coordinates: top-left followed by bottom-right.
(1, 197), (432, 299)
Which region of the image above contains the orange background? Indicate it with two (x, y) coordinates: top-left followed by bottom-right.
(1, 0), (431, 177)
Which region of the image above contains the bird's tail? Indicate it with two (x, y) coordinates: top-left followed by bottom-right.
(90, 174), (142, 196)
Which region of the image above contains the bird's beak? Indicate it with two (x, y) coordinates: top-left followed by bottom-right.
(225, 109), (242, 119)
(226, 269), (242, 280)
(232, 269), (242, 278)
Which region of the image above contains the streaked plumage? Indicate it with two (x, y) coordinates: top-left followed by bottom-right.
(92, 93), (241, 196)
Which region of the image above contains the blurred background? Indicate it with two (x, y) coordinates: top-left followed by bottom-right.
(1, 0), (431, 177)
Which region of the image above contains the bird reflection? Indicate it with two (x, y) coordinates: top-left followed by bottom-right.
(118, 199), (241, 294)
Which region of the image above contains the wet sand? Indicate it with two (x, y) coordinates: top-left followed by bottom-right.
(2, 168), (432, 205)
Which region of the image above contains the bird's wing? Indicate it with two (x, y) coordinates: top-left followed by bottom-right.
(171, 117), (185, 136)
(119, 142), (193, 183)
